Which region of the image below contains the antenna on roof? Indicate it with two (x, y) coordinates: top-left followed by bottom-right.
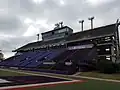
(37, 34), (40, 41)
(88, 16), (95, 29)
(79, 20), (84, 31)
(55, 23), (59, 27)
(54, 23), (60, 29)
(59, 21), (63, 28)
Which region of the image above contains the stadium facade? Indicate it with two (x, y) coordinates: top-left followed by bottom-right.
(0, 21), (120, 74)
(15, 21), (120, 63)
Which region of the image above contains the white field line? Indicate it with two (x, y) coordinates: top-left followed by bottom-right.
(0, 79), (10, 83)
(73, 72), (81, 76)
(24, 70), (120, 83)
(21, 70), (120, 83)
(0, 68), (74, 80)
(0, 80), (80, 90)
(72, 75), (120, 83)
(15, 69), (120, 83)
(1, 68), (120, 83)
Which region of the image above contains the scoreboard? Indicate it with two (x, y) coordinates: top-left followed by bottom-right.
(41, 26), (73, 41)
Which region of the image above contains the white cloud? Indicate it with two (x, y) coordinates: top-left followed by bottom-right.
(23, 19), (50, 37)
(23, 25), (39, 36)
(60, 0), (65, 6)
(4, 52), (15, 59)
(86, 0), (115, 6)
(24, 18), (33, 24)
(32, 0), (45, 4)
(35, 19), (49, 28)
(0, 34), (16, 39)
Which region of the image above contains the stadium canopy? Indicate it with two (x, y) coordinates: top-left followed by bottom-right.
(13, 23), (119, 52)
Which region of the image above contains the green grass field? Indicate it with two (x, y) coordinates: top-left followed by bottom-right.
(79, 72), (120, 80)
(33, 79), (120, 90)
(0, 69), (29, 76)
(31, 79), (120, 90)
(0, 69), (120, 90)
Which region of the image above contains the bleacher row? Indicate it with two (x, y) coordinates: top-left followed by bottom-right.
(0, 48), (96, 74)
(0, 49), (64, 68)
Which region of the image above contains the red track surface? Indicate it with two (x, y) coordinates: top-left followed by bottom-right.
(3, 80), (86, 90)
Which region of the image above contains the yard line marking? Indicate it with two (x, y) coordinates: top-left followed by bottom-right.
(0, 80), (84, 90)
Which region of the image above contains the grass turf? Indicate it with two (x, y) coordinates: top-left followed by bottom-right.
(0, 69), (120, 90)
(79, 72), (120, 80)
(0, 69), (29, 76)
(32, 79), (120, 90)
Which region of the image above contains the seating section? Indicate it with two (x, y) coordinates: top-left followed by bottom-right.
(0, 49), (65, 68)
(0, 48), (97, 74)
(19, 51), (46, 67)
(0, 51), (38, 66)
(51, 48), (97, 72)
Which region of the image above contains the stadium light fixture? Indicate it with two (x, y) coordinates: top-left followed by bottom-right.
(59, 21), (63, 28)
(54, 23), (60, 29)
(37, 34), (40, 41)
(79, 20), (84, 31)
(88, 16), (95, 29)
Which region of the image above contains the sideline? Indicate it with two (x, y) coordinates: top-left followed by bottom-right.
(22, 70), (120, 83)
(10, 69), (120, 83)
(0, 68), (84, 90)
(1, 68), (120, 83)
(72, 75), (120, 83)
(0, 68), (73, 80)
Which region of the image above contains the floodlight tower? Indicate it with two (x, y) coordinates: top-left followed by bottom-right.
(59, 21), (63, 28)
(37, 34), (40, 41)
(88, 16), (95, 29)
(54, 23), (60, 29)
(55, 23), (59, 27)
(79, 20), (84, 31)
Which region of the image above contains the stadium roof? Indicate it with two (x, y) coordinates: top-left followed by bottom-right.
(13, 23), (119, 52)
(66, 23), (118, 43)
(13, 38), (66, 52)
(41, 26), (73, 34)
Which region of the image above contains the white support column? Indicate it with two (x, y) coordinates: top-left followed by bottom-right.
(111, 46), (116, 63)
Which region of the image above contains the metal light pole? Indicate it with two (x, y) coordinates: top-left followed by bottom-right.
(37, 34), (39, 41)
(79, 20), (84, 31)
(59, 22), (63, 28)
(88, 16), (95, 29)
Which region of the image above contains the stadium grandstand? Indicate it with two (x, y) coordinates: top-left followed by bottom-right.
(0, 20), (120, 75)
